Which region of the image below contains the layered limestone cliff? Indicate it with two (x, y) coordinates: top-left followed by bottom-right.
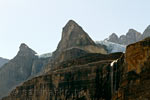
(113, 37), (150, 100)
(2, 53), (123, 100)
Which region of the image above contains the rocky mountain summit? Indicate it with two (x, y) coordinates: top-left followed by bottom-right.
(0, 57), (9, 68)
(106, 25), (150, 45)
(53, 20), (107, 58)
(0, 43), (50, 99)
(43, 20), (107, 73)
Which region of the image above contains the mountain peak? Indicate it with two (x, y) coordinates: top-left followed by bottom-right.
(18, 43), (37, 56)
(128, 29), (137, 33)
(52, 20), (107, 59)
(20, 43), (29, 50)
(107, 33), (119, 43)
(62, 20), (82, 38)
(109, 33), (118, 38)
(65, 20), (78, 26)
(58, 20), (96, 50)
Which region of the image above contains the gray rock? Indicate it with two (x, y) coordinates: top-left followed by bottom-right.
(0, 43), (49, 99)
(107, 28), (142, 45)
(142, 25), (150, 40)
(0, 57), (9, 68)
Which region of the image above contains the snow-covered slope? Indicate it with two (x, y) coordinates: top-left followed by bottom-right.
(36, 53), (52, 58)
(96, 40), (126, 53)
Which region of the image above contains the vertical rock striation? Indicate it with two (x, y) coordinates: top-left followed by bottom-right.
(113, 37), (150, 100)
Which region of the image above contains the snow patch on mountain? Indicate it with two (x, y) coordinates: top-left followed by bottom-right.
(96, 40), (126, 53)
(35, 53), (52, 58)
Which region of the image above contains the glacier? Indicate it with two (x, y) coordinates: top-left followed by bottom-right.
(96, 40), (126, 53)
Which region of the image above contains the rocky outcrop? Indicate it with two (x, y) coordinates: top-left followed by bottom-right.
(54, 20), (107, 56)
(0, 44), (49, 99)
(42, 20), (107, 73)
(0, 57), (9, 68)
(2, 52), (123, 100)
(112, 37), (150, 100)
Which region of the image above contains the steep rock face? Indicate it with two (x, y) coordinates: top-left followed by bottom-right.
(142, 25), (150, 40)
(125, 29), (141, 45)
(43, 20), (107, 73)
(0, 44), (49, 99)
(113, 37), (150, 100)
(125, 37), (150, 73)
(2, 53), (123, 100)
(108, 33), (119, 43)
(53, 20), (107, 59)
(0, 57), (9, 68)
(119, 35), (126, 45)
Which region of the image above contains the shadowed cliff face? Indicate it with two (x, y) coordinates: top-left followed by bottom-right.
(2, 52), (123, 100)
(0, 44), (49, 99)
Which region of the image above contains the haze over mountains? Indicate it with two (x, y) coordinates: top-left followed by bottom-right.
(0, 20), (150, 100)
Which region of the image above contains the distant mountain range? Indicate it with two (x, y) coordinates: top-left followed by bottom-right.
(105, 25), (150, 45)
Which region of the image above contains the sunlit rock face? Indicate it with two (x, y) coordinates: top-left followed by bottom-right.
(54, 20), (107, 56)
(113, 37), (150, 100)
(42, 20), (107, 73)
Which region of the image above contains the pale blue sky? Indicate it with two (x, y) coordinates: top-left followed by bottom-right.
(0, 0), (150, 59)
